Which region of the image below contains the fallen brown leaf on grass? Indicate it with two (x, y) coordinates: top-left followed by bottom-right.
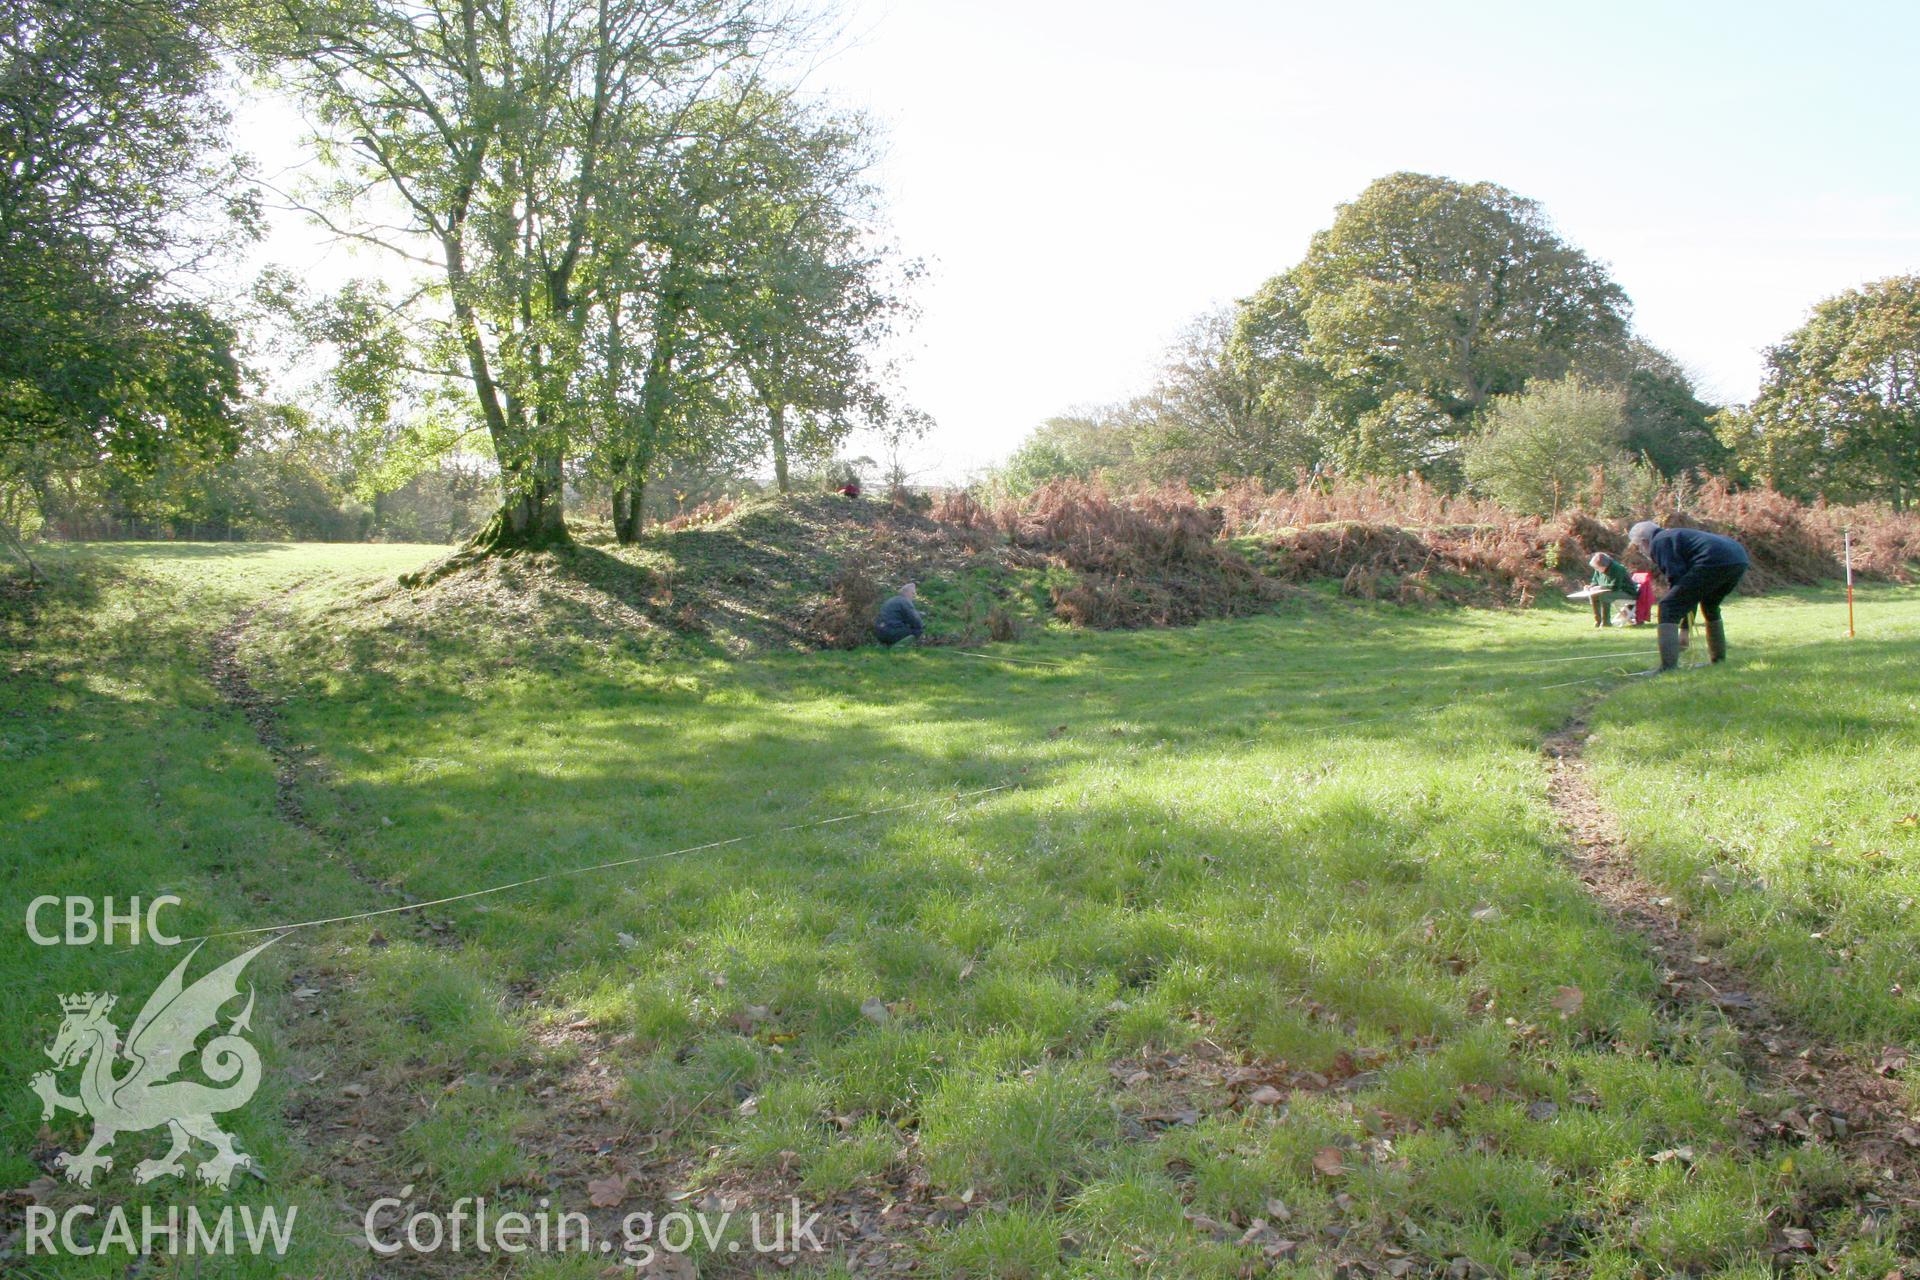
(1181, 1208), (1230, 1241)
(7, 1176), (59, 1205)
(1312, 1147), (1348, 1177)
(587, 1176), (627, 1208)
(1775, 1226), (1815, 1252)
(1139, 1105), (1200, 1127)
(1237, 1218), (1292, 1253)
(728, 1004), (771, 1035)
(1549, 985), (1584, 1018)
(1246, 1085), (1284, 1107)
(1876, 1046), (1909, 1076)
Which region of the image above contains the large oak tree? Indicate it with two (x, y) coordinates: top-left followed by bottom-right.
(1726, 275), (1920, 510)
(1235, 172), (1632, 478)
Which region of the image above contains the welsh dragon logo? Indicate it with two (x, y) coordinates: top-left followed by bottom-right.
(30, 938), (277, 1189)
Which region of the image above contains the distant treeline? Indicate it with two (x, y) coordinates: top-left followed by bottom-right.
(988, 174), (1919, 518)
(6, 0), (1913, 570)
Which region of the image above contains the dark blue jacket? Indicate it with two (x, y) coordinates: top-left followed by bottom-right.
(1650, 527), (1749, 582)
(874, 594), (925, 642)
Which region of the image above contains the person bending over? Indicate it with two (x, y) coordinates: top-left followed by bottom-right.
(1586, 552), (1636, 627)
(873, 582), (926, 647)
(1627, 521), (1749, 671)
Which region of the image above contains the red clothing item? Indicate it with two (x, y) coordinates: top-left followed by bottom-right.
(1630, 572), (1655, 624)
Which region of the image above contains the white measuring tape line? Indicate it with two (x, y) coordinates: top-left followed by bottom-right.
(150, 784), (1018, 948)
(103, 618), (1914, 957)
(130, 662), (1619, 954)
(950, 644), (1654, 678)
(952, 606), (1920, 681)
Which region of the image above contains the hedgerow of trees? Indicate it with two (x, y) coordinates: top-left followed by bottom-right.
(0, 0), (256, 559)
(990, 172), (1770, 508)
(247, 0), (915, 549)
(0, 0), (918, 553)
(5, 18), (1913, 556)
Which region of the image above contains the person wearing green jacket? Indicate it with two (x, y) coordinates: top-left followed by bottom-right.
(1586, 552), (1636, 627)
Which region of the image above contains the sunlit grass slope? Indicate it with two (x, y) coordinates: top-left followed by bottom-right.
(4, 543), (1913, 1278)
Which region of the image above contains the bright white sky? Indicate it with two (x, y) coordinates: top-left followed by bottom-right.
(243, 0), (1920, 483)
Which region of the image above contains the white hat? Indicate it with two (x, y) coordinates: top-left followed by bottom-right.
(1627, 521), (1660, 550)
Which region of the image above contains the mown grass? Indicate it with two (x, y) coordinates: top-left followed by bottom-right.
(4, 543), (1916, 1278)
(0, 542), (446, 1278)
(1585, 594), (1920, 1052)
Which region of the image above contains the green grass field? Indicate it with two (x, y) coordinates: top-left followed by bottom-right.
(3, 543), (1917, 1278)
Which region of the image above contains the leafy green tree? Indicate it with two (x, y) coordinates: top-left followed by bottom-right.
(253, 0), (789, 548)
(255, 271), (479, 514)
(1130, 310), (1313, 488)
(1229, 268), (1328, 444)
(581, 94), (807, 542)
(994, 412), (1141, 496)
(710, 100), (910, 494)
(1345, 391), (1458, 481)
(1235, 172), (1632, 477)
(569, 88), (914, 541)
(0, 0), (255, 546)
(1726, 275), (1920, 510)
(1463, 374), (1636, 515)
(1616, 343), (1727, 478)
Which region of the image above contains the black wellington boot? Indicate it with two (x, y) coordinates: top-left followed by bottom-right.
(1653, 622), (1682, 673)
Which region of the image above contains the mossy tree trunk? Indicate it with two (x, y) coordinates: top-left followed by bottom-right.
(770, 403), (789, 494)
(471, 452), (570, 551)
(611, 475), (645, 545)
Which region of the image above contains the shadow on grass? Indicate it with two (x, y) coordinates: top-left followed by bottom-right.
(0, 554), (119, 649)
(47, 540), (299, 558)
(278, 598), (1627, 947)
